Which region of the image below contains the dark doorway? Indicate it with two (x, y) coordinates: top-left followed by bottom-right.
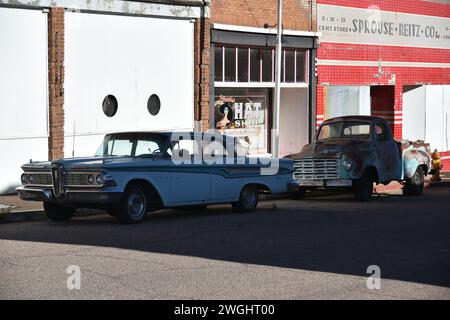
(370, 85), (395, 132)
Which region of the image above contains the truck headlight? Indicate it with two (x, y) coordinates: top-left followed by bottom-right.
(342, 159), (353, 171)
(21, 174), (30, 185)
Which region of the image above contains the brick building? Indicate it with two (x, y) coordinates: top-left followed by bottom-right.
(316, 0), (450, 169)
(1, 0), (449, 193)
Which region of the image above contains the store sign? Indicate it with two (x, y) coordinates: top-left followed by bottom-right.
(318, 4), (450, 49)
(214, 94), (268, 154)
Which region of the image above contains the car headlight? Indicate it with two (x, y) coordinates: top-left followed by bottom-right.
(87, 174), (95, 185)
(342, 158), (353, 171)
(29, 174), (37, 184)
(96, 174), (105, 185)
(21, 174), (30, 185)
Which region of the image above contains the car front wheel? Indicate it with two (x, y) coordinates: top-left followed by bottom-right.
(232, 185), (259, 213)
(403, 166), (425, 196)
(44, 202), (75, 221)
(353, 174), (374, 201)
(114, 184), (147, 224)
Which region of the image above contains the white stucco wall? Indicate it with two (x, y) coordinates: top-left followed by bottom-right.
(64, 12), (195, 157)
(0, 7), (48, 194)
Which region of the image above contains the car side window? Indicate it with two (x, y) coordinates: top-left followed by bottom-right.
(135, 140), (160, 156)
(374, 124), (386, 141)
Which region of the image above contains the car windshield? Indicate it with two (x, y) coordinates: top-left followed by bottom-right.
(317, 121), (371, 140)
(95, 133), (172, 158)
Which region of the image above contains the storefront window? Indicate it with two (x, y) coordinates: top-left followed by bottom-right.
(284, 50), (295, 82)
(214, 46), (223, 82)
(214, 45), (308, 84)
(262, 49), (272, 82)
(215, 88), (270, 154)
(296, 51), (306, 83)
(224, 47), (236, 82)
(250, 48), (261, 82)
(238, 48), (248, 82)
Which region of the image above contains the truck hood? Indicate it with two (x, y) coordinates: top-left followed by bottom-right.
(286, 139), (371, 160)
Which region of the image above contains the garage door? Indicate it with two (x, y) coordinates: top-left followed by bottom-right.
(64, 12), (195, 157)
(0, 7), (49, 194)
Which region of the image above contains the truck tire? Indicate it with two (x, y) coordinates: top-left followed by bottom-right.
(353, 174), (374, 201)
(232, 185), (259, 213)
(289, 188), (307, 200)
(403, 166), (424, 196)
(114, 184), (148, 224)
(44, 202), (75, 221)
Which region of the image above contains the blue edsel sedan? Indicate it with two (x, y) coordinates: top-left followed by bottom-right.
(17, 131), (294, 223)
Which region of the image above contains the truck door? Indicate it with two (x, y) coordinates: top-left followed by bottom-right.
(373, 122), (402, 182)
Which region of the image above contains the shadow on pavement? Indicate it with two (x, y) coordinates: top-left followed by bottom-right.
(1, 188), (449, 289)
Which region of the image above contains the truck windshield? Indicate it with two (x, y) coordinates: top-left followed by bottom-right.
(94, 133), (172, 158)
(317, 121), (371, 140)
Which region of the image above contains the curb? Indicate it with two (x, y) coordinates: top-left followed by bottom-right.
(0, 209), (107, 224)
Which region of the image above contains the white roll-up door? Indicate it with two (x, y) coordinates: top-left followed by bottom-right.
(0, 7), (48, 194)
(64, 12), (195, 157)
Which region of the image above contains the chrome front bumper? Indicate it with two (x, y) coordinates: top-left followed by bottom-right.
(16, 186), (123, 204)
(288, 179), (353, 190)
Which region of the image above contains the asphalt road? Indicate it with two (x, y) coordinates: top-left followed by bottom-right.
(1, 188), (450, 299)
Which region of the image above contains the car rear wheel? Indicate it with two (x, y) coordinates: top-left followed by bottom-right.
(114, 184), (147, 224)
(44, 202), (75, 221)
(232, 185), (259, 213)
(403, 166), (425, 196)
(353, 174), (374, 201)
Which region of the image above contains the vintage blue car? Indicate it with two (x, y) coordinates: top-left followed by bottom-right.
(17, 131), (294, 223)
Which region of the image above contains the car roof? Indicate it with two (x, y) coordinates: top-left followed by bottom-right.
(104, 131), (237, 140)
(321, 115), (386, 124)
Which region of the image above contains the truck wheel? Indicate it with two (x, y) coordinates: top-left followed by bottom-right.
(232, 185), (259, 213)
(114, 184), (147, 224)
(353, 174), (374, 201)
(44, 202), (75, 221)
(289, 188), (307, 200)
(403, 166), (424, 196)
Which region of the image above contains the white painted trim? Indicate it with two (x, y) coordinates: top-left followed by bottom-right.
(318, 59), (450, 69)
(0, 0), (203, 18)
(212, 23), (321, 38)
(214, 82), (309, 88)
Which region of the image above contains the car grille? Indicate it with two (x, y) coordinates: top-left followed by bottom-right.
(30, 173), (52, 186)
(293, 159), (340, 180)
(64, 173), (89, 186)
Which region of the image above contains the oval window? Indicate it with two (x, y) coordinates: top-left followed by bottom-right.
(102, 95), (118, 117)
(147, 94), (161, 116)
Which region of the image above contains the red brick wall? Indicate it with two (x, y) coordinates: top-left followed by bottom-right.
(194, 17), (211, 131)
(48, 8), (64, 160)
(211, 0), (317, 31)
(48, 8), (65, 160)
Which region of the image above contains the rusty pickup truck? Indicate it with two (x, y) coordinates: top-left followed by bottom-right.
(286, 116), (431, 201)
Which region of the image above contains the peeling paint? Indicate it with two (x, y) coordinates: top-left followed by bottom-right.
(0, 0), (202, 18)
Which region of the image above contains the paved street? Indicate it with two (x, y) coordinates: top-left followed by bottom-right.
(1, 188), (450, 299)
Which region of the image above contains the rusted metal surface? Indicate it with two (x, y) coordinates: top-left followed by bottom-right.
(287, 115), (431, 186)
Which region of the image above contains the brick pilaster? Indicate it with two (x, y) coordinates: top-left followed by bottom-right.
(48, 7), (65, 160)
(393, 85), (403, 140)
(194, 16), (211, 131)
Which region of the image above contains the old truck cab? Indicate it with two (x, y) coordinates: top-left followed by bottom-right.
(286, 116), (431, 201)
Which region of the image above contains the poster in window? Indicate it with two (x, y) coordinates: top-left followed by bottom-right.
(214, 93), (269, 155)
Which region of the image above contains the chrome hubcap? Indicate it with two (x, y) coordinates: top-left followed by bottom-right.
(127, 190), (146, 220)
(242, 187), (257, 207)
